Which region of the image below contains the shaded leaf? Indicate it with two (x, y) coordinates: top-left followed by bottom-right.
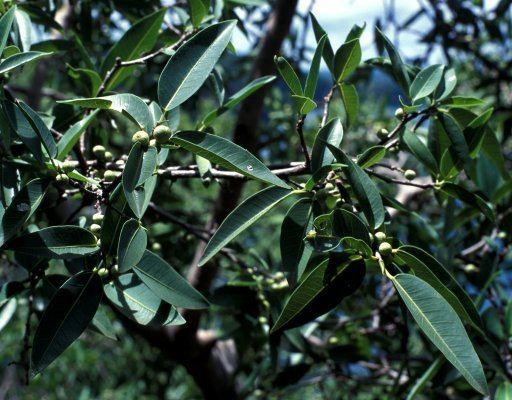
(375, 28), (411, 95)
(440, 182), (494, 222)
(357, 145), (386, 169)
(118, 219), (147, 273)
(274, 56), (302, 96)
(0, 51), (50, 74)
(311, 118), (343, 174)
(338, 83), (359, 128)
(56, 110), (99, 160)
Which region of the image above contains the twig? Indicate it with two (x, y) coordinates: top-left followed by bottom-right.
(321, 84), (336, 127)
(296, 114), (311, 170)
(366, 169), (434, 189)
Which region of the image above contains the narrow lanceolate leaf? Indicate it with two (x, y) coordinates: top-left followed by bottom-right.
(271, 255), (365, 334)
(357, 146), (386, 169)
(0, 7), (16, 56)
(311, 118), (344, 174)
(59, 94), (154, 132)
(310, 13), (334, 72)
(31, 272), (102, 375)
(496, 381), (512, 400)
(304, 35), (326, 99)
(280, 198), (313, 284)
(171, 131), (289, 188)
(133, 250), (209, 309)
(274, 56), (303, 96)
(3, 226), (99, 259)
(0, 178), (47, 246)
(0, 51), (50, 74)
(441, 96), (485, 108)
(118, 219), (147, 273)
(333, 38), (361, 82)
(375, 27), (411, 95)
(199, 186), (296, 266)
(17, 101), (57, 159)
(435, 68), (457, 101)
(100, 9), (166, 91)
(440, 182), (494, 222)
(409, 64), (444, 103)
(396, 245), (484, 333)
(401, 129), (438, 174)
(101, 184), (133, 258)
(104, 273), (185, 327)
(331, 208), (371, 245)
(406, 357), (444, 400)
(158, 21), (236, 111)
(56, 110), (99, 160)
(201, 75), (275, 127)
(393, 274), (488, 395)
(326, 143), (385, 229)
(439, 113), (471, 173)
(338, 83), (359, 128)
(292, 95), (317, 115)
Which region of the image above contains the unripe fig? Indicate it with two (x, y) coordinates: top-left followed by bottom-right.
(92, 145), (106, 159)
(306, 229), (317, 240)
(258, 316), (268, 325)
(149, 139), (157, 147)
(328, 336), (339, 345)
(394, 107), (405, 120)
(89, 223), (101, 234)
(404, 169), (416, 180)
(55, 174), (69, 183)
(112, 264), (119, 274)
(153, 125), (172, 143)
(97, 267), (109, 277)
(464, 263), (479, 274)
(376, 128), (389, 140)
(104, 151), (113, 162)
(132, 130), (150, 146)
(61, 160), (75, 173)
(92, 212), (104, 223)
(103, 170), (119, 182)
(152, 242), (162, 251)
(498, 231), (507, 239)
(374, 231), (387, 243)
(378, 242), (393, 256)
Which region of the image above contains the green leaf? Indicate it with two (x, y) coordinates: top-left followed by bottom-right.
(31, 271), (102, 375)
(409, 64), (444, 103)
(133, 250), (209, 309)
(310, 13), (334, 72)
(59, 94), (154, 132)
(100, 8), (166, 91)
(338, 83), (359, 128)
(201, 75), (275, 127)
(440, 182), (494, 222)
(0, 178), (47, 246)
(14, 8), (31, 51)
(392, 273), (488, 395)
(56, 110), (99, 160)
(0, 51), (50, 74)
(118, 219), (147, 273)
(401, 129), (438, 174)
(441, 96), (485, 108)
(396, 245), (484, 333)
(66, 65), (102, 97)
(311, 118), (343, 174)
(189, 0), (209, 27)
(304, 34), (326, 99)
(406, 357), (444, 400)
(101, 184), (133, 258)
(326, 143), (385, 229)
(3, 226), (100, 259)
(375, 27), (411, 95)
(274, 56), (303, 96)
(199, 186), (296, 266)
(439, 112), (471, 174)
(104, 272), (185, 327)
(271, 254), (365, 334)
(90, 306), (117, 341)
(0, 281), (24, 307)
(0, 7), (16, 57)
(17, 101), (57, 159)
(292, 95), (317, 115)
(171, 131), (289, 188)
(331, 208), (371, 245)
(158, 21), (236, 111)
(123, 144), (157, 218)
(0, 298), (16, 332)
(435, 68), (457, 101)
(496, 382), (512, 400)
(357, 145), (386, 169)
(280, 198), (313, 284)
(333, 38), (361, 82)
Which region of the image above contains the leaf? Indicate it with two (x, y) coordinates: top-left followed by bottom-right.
(158, 21), (236, 111)
(311, 118), (343, 174)
(396, 245), (484, 333)
(201, 75), (275, 127)
(101, 184), (133, 258)
(31, 272), (102, 375)
(331, 208), (371, 245)
(375, 27), (411, 95)
(0, 7), (16, 56)
(435, 68), (457, 101)
(304, 34), (326, 99)
(0, 281), (24, 307)
(118, 219), (147, 273)
(326, 143), (385, 229)
(409, 64), (444, 103)
(406, 357), (444, 400)
(309, 13), (334, 72)
(199, 186), (296, 266)
(0, 298), (16, 332)
(59, 94), (154, 132)
(17, 101), (57, 159)
(189, 0), (209, 27)
(14, 8), (31, 51)
(440, 182), (494, 222)
(104, 272), (185, 327)
(100, 9), (166, 91)
(392, 273), (488, 395)
(496, 382), (512, 400)
(271, 254), (365, 334)
(0, 51), (50, 74)
(333, 38), (361, 82)
(0, 178), (47, 246)
(357, 145), (386, 169)
(123, 144), (157, 218)
(401, 129), (438, 174)
(133, 250), (209, 309)
(56, 110), (99, 160)
(171, 131), (289, 188)
(439, 113), (471, 174)
(292, 95), (317, 115)
(441, 96), (485, 108)
(280, 198), (313, 284)
(90, 306), (117, 341)
(338, 83), (359, 128)
(274, 56), (303, 96)
(3, 226), (100, 259)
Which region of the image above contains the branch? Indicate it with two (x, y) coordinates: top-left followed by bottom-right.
(296, 114), (311, 170)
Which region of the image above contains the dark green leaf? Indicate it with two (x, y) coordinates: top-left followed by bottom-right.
(439, 112), (471, 174)
(0, 51), (50, 74)
(441, 96), (485, 108)
(357, 145), (386, 169)
(0, 7), (16, 56)
(338, 83), (359, 128)
(304, 34), (326, 99)
(435, 67), (457, 101)
(410, 64), (444, 103)
(310, 13), (334, 72)
(496, 382), (512, 400)
(189, 0), (209, 27)
(292, 95), (316, 115)
(274, 56), (303, 96)
(56, 110), (99, 160)
(17, 101), (57, 159)
(118, 219), (147, 273)
(440, 182), (494, 222)
(401, 129), (438, 174)
(333, 39), (361, 82)
(31, 272), (102, 375)
(311, 118), (343, 174)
